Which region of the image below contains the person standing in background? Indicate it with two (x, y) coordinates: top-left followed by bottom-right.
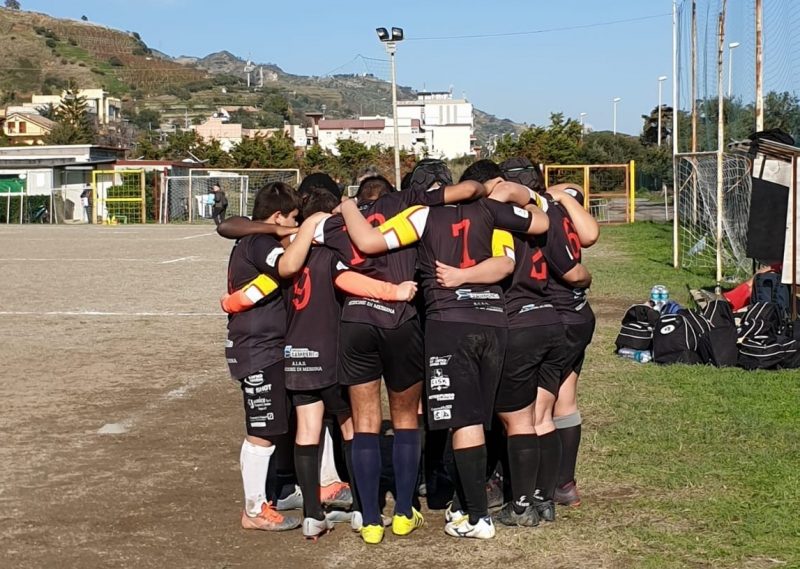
(211, 184), (228, 226)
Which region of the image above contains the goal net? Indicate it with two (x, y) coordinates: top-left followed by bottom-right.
(161, 168), (300, 223)
(675, 152), (752, 281)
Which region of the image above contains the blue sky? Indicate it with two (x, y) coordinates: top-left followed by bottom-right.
(24, 0), (676, 135)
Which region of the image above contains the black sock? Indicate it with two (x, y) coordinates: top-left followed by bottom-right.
(352, 433), (381, 525)
(443, 434), (465, 512)
(535, 431), (562, 502)
(393, 429), (421, 517)
(266, 432), (295, 502)
(454, 444), (488, 525)
(507, 434), (539, 514)
(558, 424), (582, 487)
(343, 439), (361, 512)
(294, 444), (324, 520)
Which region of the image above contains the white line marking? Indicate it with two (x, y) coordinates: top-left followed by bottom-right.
(0, 311), (222, 317)
(0, 258), (152, 262)
(160, 256), (198, 264)
(179, 232), (216, 240)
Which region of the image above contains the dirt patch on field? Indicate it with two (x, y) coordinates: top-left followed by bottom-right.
(0, 225), (629, 569)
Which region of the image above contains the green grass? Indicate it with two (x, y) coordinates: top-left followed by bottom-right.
(559, 222), (800, 567)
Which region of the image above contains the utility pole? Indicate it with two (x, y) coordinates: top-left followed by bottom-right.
(755, 0), (764, 131)
(691, 0), (698, 153)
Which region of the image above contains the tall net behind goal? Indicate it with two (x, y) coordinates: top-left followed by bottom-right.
(676, 152), (752, 281)
(161, 169), (300, 223)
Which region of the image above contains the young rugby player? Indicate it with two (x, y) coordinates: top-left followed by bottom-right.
(223, 182), (326, 532)
(340, 160), (549, 539)
(501, 158), (598, 509)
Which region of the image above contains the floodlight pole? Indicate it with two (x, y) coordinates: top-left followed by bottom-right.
(612, 98), (621, 135)
(387, 41), (401, 190)
(658, 76), (668, 147)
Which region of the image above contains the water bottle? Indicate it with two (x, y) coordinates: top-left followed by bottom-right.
(650, 285), (669, 312)
(617, 348), (653, 363)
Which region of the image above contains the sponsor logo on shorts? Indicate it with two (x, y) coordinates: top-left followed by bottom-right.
(660, 324), (676, 334)
(429, 355), (452, 367)
(336, 261), (349, 271)
(512, 206), (529, 218)
(429, 393), (455, 402)
(284, 346), (319, 358)
(266, 247), (284, 267)
(244, 373), (264, 387)
(225, 339), (234, 348)
(519, 303), (553, 314)
(432, 405), (452, 421)
(430, 368), (450, 391)
(227, 358), (238, 364)
(455, 289), (500, 301)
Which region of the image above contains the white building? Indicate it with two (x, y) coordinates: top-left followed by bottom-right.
(397, 91), (475, 159)
(317, 117), (424, 156)
(10, 89), (123, 125)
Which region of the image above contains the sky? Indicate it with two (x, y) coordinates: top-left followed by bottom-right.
(22, 0), (676, 135)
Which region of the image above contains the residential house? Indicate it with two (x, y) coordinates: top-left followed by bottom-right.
(2, 112), (56, 145)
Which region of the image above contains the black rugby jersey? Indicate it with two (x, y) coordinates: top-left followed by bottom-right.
(284, 247), (348, 391)
(417, 199), (533, 327)
(541, 200), (593, 323)
(503, 233), (561, 329)
(225, 234), (287, 380)
(317, 186), (446, 329)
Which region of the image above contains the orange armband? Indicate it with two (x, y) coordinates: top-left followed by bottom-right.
(220, 273), (279, 314)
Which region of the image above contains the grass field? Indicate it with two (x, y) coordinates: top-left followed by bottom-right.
(576, 222), (800, 568)
(0, 222), (797, 569)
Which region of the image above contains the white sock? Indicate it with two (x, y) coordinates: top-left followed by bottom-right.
(240, 440), (275, 517)
(319, 425), (342, 486)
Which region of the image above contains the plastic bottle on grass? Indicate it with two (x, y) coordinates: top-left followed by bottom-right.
(617, 348), (652, 363)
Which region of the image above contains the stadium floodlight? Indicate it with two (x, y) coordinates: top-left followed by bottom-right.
(375, 26), (405, 190)
(727, 42), (740, 98)
(612, 97), (622, 135)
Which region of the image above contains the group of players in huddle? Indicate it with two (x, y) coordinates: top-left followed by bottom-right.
(217, 157), (598, 543)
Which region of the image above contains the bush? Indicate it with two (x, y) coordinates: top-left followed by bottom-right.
(60, 58), (68, 65)
(45, 38), (57, 49)
(108, 56), (124, 67)
(90, 67), (105, 75)
(78, 62), (86, 67)
(68, 38), (78, 46)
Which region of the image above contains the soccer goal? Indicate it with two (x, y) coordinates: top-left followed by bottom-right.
(674, 152), (752, 281)
(160, 168), (300, 223)
(543, 162), (636, 223)
(92, 170), (146, 224)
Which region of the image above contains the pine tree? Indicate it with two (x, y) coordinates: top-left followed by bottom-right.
(4, 1), (22, 10)
(45, 89), (96, 145)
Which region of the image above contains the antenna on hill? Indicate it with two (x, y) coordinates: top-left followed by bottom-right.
(243, 59), (256, 88)
(258, 67), (264, 88)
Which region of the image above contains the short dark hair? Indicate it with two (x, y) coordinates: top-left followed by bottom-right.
(499, 157), (546, 194)
(298, 172), (341, 200)
(459, 159), (503, 183)
(356, 175), (393, 204)
(251, 182), (300, 221)
(302, 187), (340, 218)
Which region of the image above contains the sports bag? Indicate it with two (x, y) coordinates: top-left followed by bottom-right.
(615, 304), (659, 351)
(738, 335), (798, 370)
(750, 272), (793, 328)
(738, 302), (784, 342)
(699, 300), (739, 367)
(653, 313), (702, 364)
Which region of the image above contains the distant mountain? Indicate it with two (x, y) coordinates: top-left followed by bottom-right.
(0, 9), (524, 144)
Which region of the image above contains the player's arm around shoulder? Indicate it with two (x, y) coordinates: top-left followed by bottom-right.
(547, 185), (598, 247)
(341, 198), (428, 254)
(277, 212), (330, 278)
(217, 216), (298, 240)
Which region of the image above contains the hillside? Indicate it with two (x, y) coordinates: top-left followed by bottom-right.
(0, 8), (523, 143)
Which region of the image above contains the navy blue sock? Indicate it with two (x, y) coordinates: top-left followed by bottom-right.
(352, 432), (382, 525)
(392, 428), (421, 517)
